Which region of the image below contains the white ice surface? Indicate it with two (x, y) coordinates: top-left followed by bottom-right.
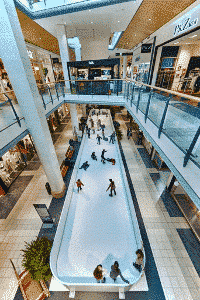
(57, 111), (141, 285)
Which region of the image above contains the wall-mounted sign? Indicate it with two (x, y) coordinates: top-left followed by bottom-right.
(52, 58), (59, 64)
(141, 44), (152, 53)
(135, 56), (140, 62)
(174, 17), (198, 36)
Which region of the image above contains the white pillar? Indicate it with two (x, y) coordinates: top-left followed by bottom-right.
(70, 104), (79, 132)
(0, 0), (65, 198)
(75, 45), (81, 61)
(123, 56), (127, 79)
(56, 25), (70, 88)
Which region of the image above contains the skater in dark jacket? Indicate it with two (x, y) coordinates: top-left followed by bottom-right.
(87, 127), (91, 138)
(79, 161), (90, 171)
(106, 179), (116, 197)
(110, 261), (129, 284)
(91, 152), (97, 160)
(96, 134), (102, 145)
(101, 149), (107, 163)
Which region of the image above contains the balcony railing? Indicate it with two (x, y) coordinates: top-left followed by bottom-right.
(1, 78), (200, 169)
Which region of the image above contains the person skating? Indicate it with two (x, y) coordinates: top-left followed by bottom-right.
(79, 161), (90, 171)
(101, 149), (107, 164)
(133, 242), (144, 276)
(110, 261), (129, 284)
(106, 179), (116, 197)
(109, 132), (115, 144)
(91, 152), (97, 161)
(93, 264), (107, 283)
(76, 179), (84, 192)
(96, 134), (102, 145)
(87, 127), (91, 138)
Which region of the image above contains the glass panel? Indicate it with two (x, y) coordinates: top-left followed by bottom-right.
(0, 94), (23, 132)
(162, 99), (200, 157)
(138, 87), (150, 114)
(19, 0), (87, 12)
(147, 91), (167, 127)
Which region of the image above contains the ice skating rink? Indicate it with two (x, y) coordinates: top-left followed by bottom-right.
(55, 110), (143, 285)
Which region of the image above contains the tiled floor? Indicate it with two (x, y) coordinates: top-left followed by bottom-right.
(0, 107), (200, 300)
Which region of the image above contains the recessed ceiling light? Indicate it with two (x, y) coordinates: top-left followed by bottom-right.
(118, 21), (120, 22)
(149, 18), (151, 21)
(174, 42), (179, 44)
(89, 9), (91, 12)
(91, 22), (93, 23)
(186, 42), (191, 44)
(189, 34), (197, 38)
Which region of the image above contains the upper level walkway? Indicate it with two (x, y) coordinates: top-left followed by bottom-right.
(1, 79), (200, 209)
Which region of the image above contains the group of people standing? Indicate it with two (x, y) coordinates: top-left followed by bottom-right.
(93, 242), (144, 284)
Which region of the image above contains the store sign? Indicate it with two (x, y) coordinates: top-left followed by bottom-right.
(135, 56), (140, 62)
(27, 50), (33, 59)
(52, 58), (59, 64)
(174, 17), (198, 36)
(141, 44), (152, 53)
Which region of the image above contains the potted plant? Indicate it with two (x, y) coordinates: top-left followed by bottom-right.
(21, 237), (53, 282)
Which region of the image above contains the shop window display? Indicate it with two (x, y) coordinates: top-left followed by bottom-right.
(0, 135), (35, 196)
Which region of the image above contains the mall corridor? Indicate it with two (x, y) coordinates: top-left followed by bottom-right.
(0, 107), (199, 300)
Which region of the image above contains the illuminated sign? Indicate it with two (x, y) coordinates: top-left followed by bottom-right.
(27, 50), (33, 59)
(174, 17), (198, 36)
(141, 44), (152, 53)
(89, 61), (94, 64)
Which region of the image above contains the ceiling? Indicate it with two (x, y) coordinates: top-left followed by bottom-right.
(116, 0), (197, 50)
(16, 8), (60, 54)
(34, 1), (143, 41)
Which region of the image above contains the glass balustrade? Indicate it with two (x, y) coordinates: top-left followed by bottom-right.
(2, 78), (200, 168)
(17, 0), (87, 12)
(0, 91), (23, 132)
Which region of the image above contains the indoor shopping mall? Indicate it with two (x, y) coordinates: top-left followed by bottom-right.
(0, 1), (200, 300)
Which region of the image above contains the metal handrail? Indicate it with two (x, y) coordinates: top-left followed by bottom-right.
(126, 79), (200, 104)
(0, 117), (25, 133)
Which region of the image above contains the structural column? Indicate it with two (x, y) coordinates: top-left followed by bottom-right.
(75, 45), (81, 61)
(56, 25), (70, 88)
(0, 0), (65, 198)
(123, 56), (127, 79)
(70, 103), (79, 133)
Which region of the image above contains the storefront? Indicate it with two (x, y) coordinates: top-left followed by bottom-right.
(118, 53), (133, 79)
(0, 58), (16, 102)
(0, 134), (35, 196)
(131, 38), (156, 84)
(149, 2), (200, 98)
(26, 43), (60, 84)
(47, 104), (69, 134)
(67, 58), (120, 95)
(51, 57), (64, 82)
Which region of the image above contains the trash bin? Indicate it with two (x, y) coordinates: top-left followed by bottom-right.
(45, 182), (51, 195)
